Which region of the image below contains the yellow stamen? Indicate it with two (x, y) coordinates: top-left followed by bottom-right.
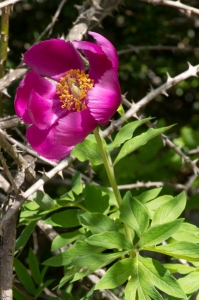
(56, 69), (94, 111)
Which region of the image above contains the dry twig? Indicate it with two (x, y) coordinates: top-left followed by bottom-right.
(0, 0), (20, 9)
(140, 0), (199, 16)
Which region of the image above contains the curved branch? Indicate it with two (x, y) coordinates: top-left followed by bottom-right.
(140, 0), (199, 16)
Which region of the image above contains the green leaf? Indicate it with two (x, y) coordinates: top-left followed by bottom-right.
(58, 267), (78, 288)
(51, 229), (82, 251)
(178, 271), (199, 294)
(145, 195), (173, 219)
(71, 171), (83, 195)
(23, 201), (40, 211)
(152, 192), (186, 225)
(125, 257), (164, 300)
(60, 292), (75, 300)
(108, 118), (152, 152)
(134, 188), (162, 204)
(151, 242), (199, 261)
(171, 222), (199, 243)
(43, 241), (103, 267)
(13, 287), (29, 300)
(36, 279), (55, 297)
(71, 268), (91, 283)
(33, 190), (55, 210)
(125, 276), (138, 300)
(72, 135), (103, 165)
(45, 209), (80, 228)
(114, 125), (174, 165)
(14, 258), (36, 295)
(139, 219), (184, 248)
(95, 258), (134, 289)
(28, 248), (42, 285)
(40, 265), (49, 281)
(16, 221), (37, 250)
(138, 265), (165, 300)
(79, 212), (117, 234)
(83, 184), (109, 213)
(164, 263), (196, 274)
(79, 286), (95, 300)
(117, 103), (126, 119)
(120, 191), (149, 235)
(72, 251), (127, 273)
(139, 256), (186, 298)
(86, 231), (133, 250)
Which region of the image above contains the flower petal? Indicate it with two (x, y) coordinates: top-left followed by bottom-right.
(26, 124), (73, 162)
(55, 109), (98, 146)
(24, 39), (84, 80)
(14, 70), (56, 123)
(87, 69), (121, 126)
(28, 90), (66, 130)
(72, 40), (112, 82)
(88, 31), (119, 71)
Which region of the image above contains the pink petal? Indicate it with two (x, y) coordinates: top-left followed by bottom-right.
(26, 124), (73, 162)
(24, 39), (84, 80)
(87, 69), (121, 126)
(14, 71), (56, 123)
(88, 31), (119, 71)
(28, 90), (66, 130)
(55, 109), (98, 146)
(72, 40), (112, 83)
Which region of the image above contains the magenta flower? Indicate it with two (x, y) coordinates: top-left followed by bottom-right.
(15, 32), (121, 161)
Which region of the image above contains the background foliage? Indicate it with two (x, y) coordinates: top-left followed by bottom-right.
(1, 0), (199, 299)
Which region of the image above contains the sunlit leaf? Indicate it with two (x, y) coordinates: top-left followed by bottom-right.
(152, 192), (186, 225)
(120, 191), (149, 235)
(86, 231), (133, 249)
(139, 219), (183, 248)
(95, 258), (134, 289)
(114, 125), (174, 165)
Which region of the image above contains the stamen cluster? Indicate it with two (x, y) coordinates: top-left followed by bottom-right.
(57, 69), (94, 111)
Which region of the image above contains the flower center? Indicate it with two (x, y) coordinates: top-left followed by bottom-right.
(56, 69), (94, 111)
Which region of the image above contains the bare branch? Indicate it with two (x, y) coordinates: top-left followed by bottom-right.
(140, 0), (199, 16)
(66, 0), (124, 41)
(0, 129), (35, 183)
(0, 174), (10, 193)
(101, 62), (199, 138)
(34, 0), (68, 44)
(0, 67), (27, 92)
(162, 134), (199, 175)
(0, 0), (20, 9)
(0, 151), (18, 195)
(118, 45), (199, 55)
(0, 156), (73, 231)
(117, 181), (186, 190)
(0, 115), (24, 129)
(88, 274), (122, 300)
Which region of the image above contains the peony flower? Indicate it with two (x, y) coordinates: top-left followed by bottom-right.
(15, 32), (121, 161)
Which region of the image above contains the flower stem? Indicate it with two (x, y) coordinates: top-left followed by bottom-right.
(93, 127), (132, 243)
(0, 4), (11, 117)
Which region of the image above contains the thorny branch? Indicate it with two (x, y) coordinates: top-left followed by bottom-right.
(0, 156), (73, 231)
(34, 0), (68, 44)
(140, 0), (199, 16)
(0, 0), (21, 9)
(102, 62), (199, 137)
(66, 0), (124, 41)
(118, 45), (199, 55)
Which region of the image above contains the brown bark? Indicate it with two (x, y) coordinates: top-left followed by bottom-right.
(0, 156), (35, 300)
(0, 213), (18, 300)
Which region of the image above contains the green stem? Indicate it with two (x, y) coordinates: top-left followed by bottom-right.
(93, 127), (132, 243)
(0, 4), (11, 117)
